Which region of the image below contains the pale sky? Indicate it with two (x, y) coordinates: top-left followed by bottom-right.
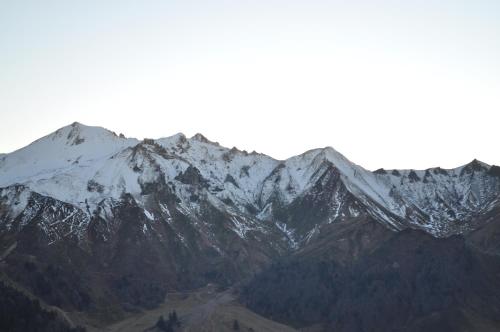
(1, 1), (499, 170)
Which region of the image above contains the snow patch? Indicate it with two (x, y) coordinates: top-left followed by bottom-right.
(276, 221), (298, 249)
(144, 209), (154, 221)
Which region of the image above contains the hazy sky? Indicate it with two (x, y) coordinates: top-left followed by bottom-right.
(1, 1), (499, 170)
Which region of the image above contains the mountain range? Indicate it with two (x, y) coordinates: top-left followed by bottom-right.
(1, 122), (499, 331)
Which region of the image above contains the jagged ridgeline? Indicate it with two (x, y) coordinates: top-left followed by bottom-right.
(1, 122), (499, 330)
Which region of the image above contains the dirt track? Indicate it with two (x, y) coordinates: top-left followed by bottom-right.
(85, 285), (296, 332)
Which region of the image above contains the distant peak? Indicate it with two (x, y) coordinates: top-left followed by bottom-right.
(469, 158), (487, 165)
(190, 133), (219, 146)
(48, 122), (136, 147)
(192, 132), (207, 141)
(373, 168), (387, 175)
(321, 146), (349, 161)
(51, 122), (90, 145)
(464, 158), (489, 170)
(56, 121), (100, 133)
(458, 159), (490, 176)
(67, 121), (97, 132)
(171, 132), (187, 143)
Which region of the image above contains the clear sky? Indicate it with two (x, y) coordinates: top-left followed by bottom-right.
(1, 1), (499, 170)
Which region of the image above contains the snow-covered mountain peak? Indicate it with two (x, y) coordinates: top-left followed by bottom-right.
(0, 122), (498, 241)
(162, 132), (187, 142)
(257, 146), (372, 207)
(322, 146), (354, 164)
(0, 122), (139, 189)
(460, 158), (490, 174)
(284, 146), (364, 175)
(190, 133), (220, 146)
(154, 133), (189, 151)
(48, 122), (132, 145)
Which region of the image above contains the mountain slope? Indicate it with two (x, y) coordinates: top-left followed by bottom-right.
(1, 122), (498, 241)
(0, 122), (499, 328)
(0, 280), (84, 332)
(241, 223), (500, 331)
